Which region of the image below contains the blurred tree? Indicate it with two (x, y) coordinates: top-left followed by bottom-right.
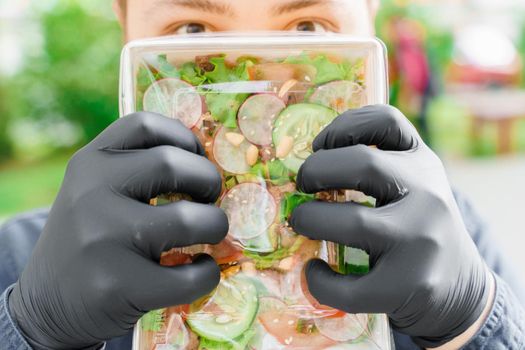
(0, 84), (13, 161)
(3, 0), (122, 157)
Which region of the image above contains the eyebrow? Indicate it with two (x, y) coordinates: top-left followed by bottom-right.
(154, 0), (234, 16)
(272, 0), (328, 15)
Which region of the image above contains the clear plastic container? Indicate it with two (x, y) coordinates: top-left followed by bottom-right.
(120, 33), (392, 350)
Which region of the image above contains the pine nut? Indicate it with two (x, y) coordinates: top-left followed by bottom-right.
(278, 79), (298, 98)
(215, 314), (232, 324)
(225, 132), (245, 147)
(276, 136), (294, 159)
(245, 145), (259, 166)
(278, 257), (295, 271)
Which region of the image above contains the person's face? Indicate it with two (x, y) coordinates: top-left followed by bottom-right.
(117, 0), (377, 42)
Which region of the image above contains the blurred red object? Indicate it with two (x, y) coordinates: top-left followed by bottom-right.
(448, 61), (522, 86)
(448, 25), (522, 87)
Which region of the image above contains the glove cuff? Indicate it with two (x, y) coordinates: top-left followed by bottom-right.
(8, 282), (104, 350)
(411, 266), (493, 348)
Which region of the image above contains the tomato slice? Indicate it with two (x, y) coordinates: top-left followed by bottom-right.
(300, 264), (345, 319)
(258, 297), (336, 349)
(167, 304), (190, 317)
(160, 250), (192, 267)
(164, 314), (190, 348)
(211, 239), (244, 265)
(314, 314), (369, 343)
(160, 240), (243, 267)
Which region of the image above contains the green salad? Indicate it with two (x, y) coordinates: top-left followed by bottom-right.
(134, 51), (387, 350)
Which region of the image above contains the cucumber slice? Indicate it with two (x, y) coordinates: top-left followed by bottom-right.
(220, 183), (277, 241)
(198, 328), (256, 350)
(272, 103), (338, 174)
(239, 224), (278, 253)
(238, 94), (286, 146)
(187, 276), (258, 343)
(314, 314), (369, 342)
(309, 80), (366, 114)
(341, 246), (370, 275)
(143, 78), (202, 128)
(212, 127), (252, 175)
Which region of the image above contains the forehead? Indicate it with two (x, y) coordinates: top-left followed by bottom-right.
(138, 0), (349, 15)
(125, 0), (373, 40)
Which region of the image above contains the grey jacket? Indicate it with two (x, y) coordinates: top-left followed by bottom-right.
(0, 192), (524, 349)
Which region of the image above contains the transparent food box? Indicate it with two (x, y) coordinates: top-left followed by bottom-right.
(119, 33), (392, 350)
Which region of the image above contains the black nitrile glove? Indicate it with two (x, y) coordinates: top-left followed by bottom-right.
(290, 105), (491, 347)
(8, 112), (228, 350)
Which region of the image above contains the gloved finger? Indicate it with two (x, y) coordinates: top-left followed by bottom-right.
(305, 259), (388, 314)
(290, 201), (389, 254)
(92, 112), (204, 155)
(114, 145), (222, 203)
(313, 105), (419, 152)
(297, 145), (407, 206)
(129, 200), (228, 260)
(130, 254), (220, 311)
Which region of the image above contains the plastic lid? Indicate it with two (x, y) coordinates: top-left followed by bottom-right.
(119, 33), (388, 117)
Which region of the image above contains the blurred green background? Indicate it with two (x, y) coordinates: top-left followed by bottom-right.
(1, 0), (525, 220)
(0, 0), (121, 216)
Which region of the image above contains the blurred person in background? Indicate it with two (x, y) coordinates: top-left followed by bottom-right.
(386, 15), (436, 145)
(0, 1), (524, 350)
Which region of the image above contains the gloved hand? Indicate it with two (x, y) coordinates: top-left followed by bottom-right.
(290, 105), (492, 347)
(8, 112), (228, 350)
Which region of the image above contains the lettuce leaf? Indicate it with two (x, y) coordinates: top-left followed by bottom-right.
(244, 236), (306, 270)
(156, 54), (180, 79)
(284, 54), (362, 85)
(140, 309), (165, 332)
(204, 92), (249, 128)
(204, 56), (252, 83)
(180, 62), (206, 86)
(200, 56), (254, 127)
(280, 192), (315, 222)
(250, 160), (290, 186)
(153, 55), (208, 86)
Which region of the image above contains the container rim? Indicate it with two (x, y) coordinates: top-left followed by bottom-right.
(119, 33), (389, 117)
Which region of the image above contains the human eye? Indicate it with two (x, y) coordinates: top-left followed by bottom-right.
(289, 20), (330, 33)
(173, 22), (211, 35)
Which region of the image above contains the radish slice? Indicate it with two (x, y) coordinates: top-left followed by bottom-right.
(220, 183), (277, 241)
(309, 80), (366, 114)
(212, 126), (252, 174)
(314, 314), (369, 342)
(238, 94), (286, 146)
(143, 78), (202, 128)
